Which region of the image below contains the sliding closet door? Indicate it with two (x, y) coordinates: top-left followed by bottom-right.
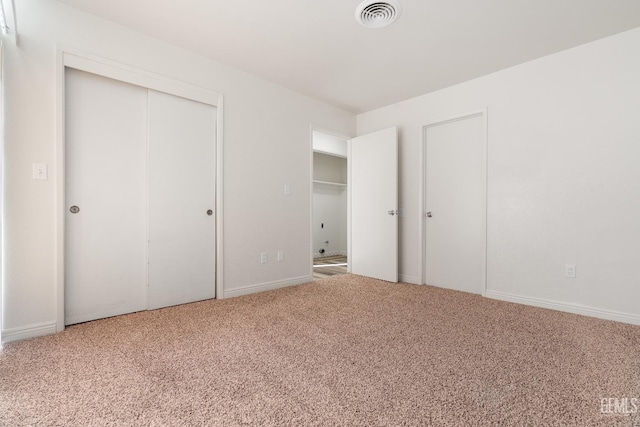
(147, 90), (217, 309)
(65, 68), (148, 325)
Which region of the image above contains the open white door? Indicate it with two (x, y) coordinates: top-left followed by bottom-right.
(350, 127), (398, 282)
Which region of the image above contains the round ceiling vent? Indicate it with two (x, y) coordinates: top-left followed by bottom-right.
(355, 0), (402, 28)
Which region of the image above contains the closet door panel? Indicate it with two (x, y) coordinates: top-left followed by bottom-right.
(147, 90), (216, 309)
(64, 68), (148, 325)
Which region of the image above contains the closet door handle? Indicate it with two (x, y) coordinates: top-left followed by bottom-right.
(206, 209), (213, 216)
(70, 206), (80, 214)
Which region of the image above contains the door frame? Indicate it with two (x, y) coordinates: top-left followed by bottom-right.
(309, 126), (352, 278)
(418, 109), (488, 295)
(55, 47), (225, 332)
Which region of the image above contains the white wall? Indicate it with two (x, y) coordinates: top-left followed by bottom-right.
(357, 27), (640, 322)
(312, 188), (347, 257)
(1, 0), (355, 340)
(313, 152), (347, 183)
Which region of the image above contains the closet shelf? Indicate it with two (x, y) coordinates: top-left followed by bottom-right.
(313, 180), (347, 187)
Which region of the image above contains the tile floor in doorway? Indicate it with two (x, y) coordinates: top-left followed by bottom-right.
(313, 256), (348, 280)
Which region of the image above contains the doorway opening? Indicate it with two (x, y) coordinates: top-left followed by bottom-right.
(311, 130), (349, 280)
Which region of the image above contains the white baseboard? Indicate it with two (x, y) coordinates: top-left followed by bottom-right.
(399, 274), (420, 285)
(2, 321), (57, 344)
(485, 290), (640, 326)
(223, 275), (313, 299)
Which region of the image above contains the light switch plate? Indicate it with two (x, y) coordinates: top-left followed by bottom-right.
(565, 264), (576, 278)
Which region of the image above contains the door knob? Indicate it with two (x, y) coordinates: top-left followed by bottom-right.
(426, 212), (432, 218)
(388, 210), (398, 216)
(206, 209), (213, 216)
(70, 205), (80, 214)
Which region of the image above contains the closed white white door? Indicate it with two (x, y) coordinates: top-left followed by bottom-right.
(350, 127), (398, 282)
(424, 113), (486, 294)
(65, 70), (217, 324)
(65, 69), (148, 325)
(147, 90), (217, 309)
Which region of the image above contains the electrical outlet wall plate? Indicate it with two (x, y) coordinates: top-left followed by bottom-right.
(33, 163), (48, 180)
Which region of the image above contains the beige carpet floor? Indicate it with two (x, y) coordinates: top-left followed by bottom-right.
(1, 275), (640, 426)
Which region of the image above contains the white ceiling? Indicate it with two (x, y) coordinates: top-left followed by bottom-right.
(57, 0), (640, 113)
